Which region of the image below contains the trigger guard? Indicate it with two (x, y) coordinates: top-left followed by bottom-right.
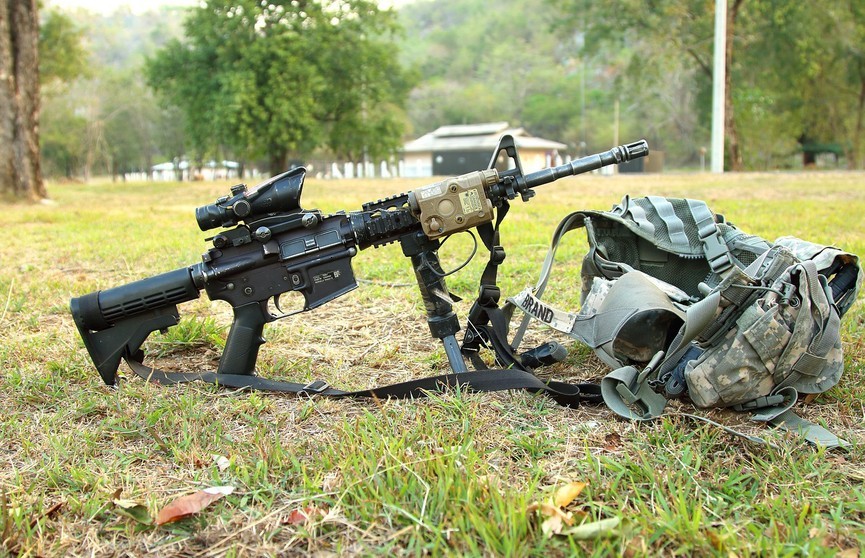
(268, 293), (306, 320)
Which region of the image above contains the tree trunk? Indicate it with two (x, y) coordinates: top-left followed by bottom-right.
(0, 0), (45, 201)
(850, 70), (865, 170)
(724, 0), (745, 171)
(269, 151), (287, 175)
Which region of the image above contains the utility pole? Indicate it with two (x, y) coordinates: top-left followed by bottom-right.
(711, 0), (727, 173)
(613, 97), (620, 174)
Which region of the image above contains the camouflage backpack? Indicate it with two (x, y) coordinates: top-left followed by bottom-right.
(510, 195), (862, 448)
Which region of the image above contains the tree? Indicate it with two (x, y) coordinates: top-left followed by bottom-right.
(39, 9), (89, 180)
(742, 0), (865, 169)
(399, 0), (582, 144)
(39, 8), (89, 87)
(0, 0), (44, 201)
(147, 0), (411, 173)
(548, 0), (747, 169)
(41, 93), (87, 178)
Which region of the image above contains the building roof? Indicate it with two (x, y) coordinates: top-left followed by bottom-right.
(403, 122), (567, 153)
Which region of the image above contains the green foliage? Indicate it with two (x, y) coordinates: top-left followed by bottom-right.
(40, 94), (87, 178)
(38, 9), (88, 86)
(36, 0), (865, 175)
(146, 0), (411, 171)
(399, 0), (591, 145)
(742, 0), (865, 167)
(545, 0), (865, 169)
(38, 6), (188, 179)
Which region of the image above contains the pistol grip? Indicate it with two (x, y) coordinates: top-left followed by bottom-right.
(218, 301), (268, 376)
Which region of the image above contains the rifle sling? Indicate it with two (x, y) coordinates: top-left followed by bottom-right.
(123, 355), (602, 408)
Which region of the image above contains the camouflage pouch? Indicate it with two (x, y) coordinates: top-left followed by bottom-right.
(684, 251), (844, 408)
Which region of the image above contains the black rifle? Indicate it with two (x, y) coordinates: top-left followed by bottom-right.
(70, 136), (647, 388)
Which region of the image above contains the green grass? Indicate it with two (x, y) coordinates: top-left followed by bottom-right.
(0, 171), (864, 556)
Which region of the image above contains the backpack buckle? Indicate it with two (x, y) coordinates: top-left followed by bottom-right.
(478, 285), (501, 306)
(600, 352), (668, 421)
(701, 230), (733, 273)
(489, 245), (506, 266)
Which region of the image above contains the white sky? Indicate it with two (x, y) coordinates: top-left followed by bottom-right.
(47, 0), (410, 14)
(47, 0), (195, 14)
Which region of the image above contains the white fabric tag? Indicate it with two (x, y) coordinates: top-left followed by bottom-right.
(509, 288), (577, 334)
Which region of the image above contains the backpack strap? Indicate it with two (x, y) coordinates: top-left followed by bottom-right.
(508, 211), (590, 351)
(738, 386), (851, 449)
(686, 199), (735, 274)
(461, 196), (513, 368)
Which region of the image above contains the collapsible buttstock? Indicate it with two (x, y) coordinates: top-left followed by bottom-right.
(70, 301), (181, 385)
(70, 266), (202, 385)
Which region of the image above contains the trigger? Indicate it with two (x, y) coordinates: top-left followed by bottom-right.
(272, 294), (283, 315)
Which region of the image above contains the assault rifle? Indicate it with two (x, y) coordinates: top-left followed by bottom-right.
(71, 136), (647, 391)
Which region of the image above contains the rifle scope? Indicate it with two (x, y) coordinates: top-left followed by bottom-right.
(195, 167), (306, 231)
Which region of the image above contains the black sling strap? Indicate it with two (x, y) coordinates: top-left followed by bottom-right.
(123, 353), (602, 408)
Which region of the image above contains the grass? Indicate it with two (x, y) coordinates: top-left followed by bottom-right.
(0, 170), (864, 556)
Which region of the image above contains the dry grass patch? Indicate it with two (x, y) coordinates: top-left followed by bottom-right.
(0, 171), (863, 556)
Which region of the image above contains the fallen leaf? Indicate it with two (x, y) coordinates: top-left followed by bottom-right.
(604, 432), (623, 451)
(529, 501), (575, 537)
(554, 482), (587, 508)
(322, 472), (342, 492)
(113, 499), (152, 525)
(838, 549), (859, 558)
(542, 513), (565, 536)
(284, 505), (327, 525)
(706, 529), (724, 550)
(561, 517), (621, 539)
(29, 501), (64, 528)
(212, 454), (231, 471)
(155, 486), (235, 526)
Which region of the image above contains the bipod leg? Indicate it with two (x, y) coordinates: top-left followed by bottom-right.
(400, 233), (469, 374)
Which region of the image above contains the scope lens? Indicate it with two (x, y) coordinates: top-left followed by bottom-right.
(195, 203), (233, 231)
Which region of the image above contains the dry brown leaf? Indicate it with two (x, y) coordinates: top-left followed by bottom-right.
(554, 482), (587, 508)
(284, 505), (328, 525)
(529, 500), (575, 537)
(155, 486), (234, 526)
(28, 501), (64, 528)
(542, 513), (565, 536)
(604, 432), (623, 451)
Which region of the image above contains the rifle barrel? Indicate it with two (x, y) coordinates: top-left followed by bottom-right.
(522, 140), (649, 189)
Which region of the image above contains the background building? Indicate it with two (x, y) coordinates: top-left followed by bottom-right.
(400, 122), (567, 177)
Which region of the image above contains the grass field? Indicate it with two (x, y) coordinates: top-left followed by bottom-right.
(1, 170), (864, 556)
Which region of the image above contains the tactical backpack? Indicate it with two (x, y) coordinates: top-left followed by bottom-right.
(510, 195), (862, 448)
